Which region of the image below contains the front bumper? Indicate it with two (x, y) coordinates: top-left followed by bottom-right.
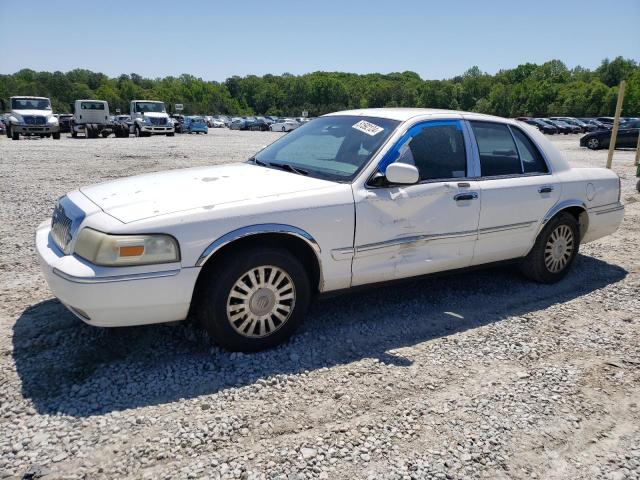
(141, 125), (174, 134)
(13, 124), (59, 135)
(36, 223), (199, 327)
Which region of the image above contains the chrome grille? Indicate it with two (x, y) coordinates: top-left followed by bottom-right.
(149, 117), (167, 126)
(51, 203), (73, 252)
(23, 115), (46, 125)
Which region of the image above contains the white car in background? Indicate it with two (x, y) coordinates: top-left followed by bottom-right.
(270, 119), (299, 132)
(36, 108), (623, 352)
(210, 118), (225, 128)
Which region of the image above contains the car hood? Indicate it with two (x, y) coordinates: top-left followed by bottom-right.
(80, 163), (336, 223)
(141, 112), (168, 119)
(12, 109), (54, 119)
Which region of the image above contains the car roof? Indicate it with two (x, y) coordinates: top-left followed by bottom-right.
(323, 107), (508, 123)
(10, 96), (49, 100)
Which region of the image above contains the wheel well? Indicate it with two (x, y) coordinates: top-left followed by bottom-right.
(557, 206), (589, 240)
(194, 233), (322, 295)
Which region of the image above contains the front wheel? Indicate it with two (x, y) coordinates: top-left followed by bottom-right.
(11, 129), (19, 140)
(519, 212), (579, 283)
(52, 132), (60, 139)
(586, 137), (600, 150)
(194, 247), (310, 352)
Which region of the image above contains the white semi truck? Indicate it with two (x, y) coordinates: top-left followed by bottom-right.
(129, 100), (175, 137)
(2, 96), (60, 140)
(69, 100), (129, 138)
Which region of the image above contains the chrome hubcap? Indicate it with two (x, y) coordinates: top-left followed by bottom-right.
(544, 225), (574, 273)
(226, 266), (295, 338)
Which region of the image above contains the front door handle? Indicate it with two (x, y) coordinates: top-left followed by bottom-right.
(538, 186), (554, 194)
(454, 192), (479, 201)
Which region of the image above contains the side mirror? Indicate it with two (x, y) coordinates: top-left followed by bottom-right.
(385, 163), (419, 185)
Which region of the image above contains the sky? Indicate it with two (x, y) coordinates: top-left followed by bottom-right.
(0, 0), (638, 81)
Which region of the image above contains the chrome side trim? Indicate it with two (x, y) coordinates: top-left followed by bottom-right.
(196, 224), (322, 267)
(53, 268), (180, 284)
(355, 229), (478, 255)
(592, 204), (624, 215)
(542, 200), (587, 224)
(478, 220), (536, 235)
(331, 247), (355, 261)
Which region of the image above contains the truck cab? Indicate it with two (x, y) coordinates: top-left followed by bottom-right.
(129, 100), (175, 137)
(3, 96), (60, 140)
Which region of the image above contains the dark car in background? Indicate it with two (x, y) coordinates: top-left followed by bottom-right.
(57, 114), (73, 133)
(550, 117), (595, 133)
(249, 118), (270, 131)
(580, 119), (640, 150)
(517, 117), (558, 134)
(578, 118), (611, 131)
(229, 119), (251, 130)
(541, 118), (579, 134)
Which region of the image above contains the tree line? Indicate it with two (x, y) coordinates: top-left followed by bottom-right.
(1, 57), (638, 118)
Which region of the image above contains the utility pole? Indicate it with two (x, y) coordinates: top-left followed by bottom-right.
(606, 80), (626, 169)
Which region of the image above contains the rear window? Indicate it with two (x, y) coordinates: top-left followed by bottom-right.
(81, 102), (105, 110)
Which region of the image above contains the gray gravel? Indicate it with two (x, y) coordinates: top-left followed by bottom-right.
(0, 130), (638, 479)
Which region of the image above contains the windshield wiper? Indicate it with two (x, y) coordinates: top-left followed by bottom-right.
(268, 162), (309, 176)
(248, 157), (268, 167)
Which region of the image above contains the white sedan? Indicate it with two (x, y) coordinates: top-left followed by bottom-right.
(37, 108), (624, 351)
(270, 119), (299, 132)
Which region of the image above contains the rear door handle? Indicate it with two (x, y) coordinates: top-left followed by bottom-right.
(454, 192), (479, 201)
(538, 186), (554, 194)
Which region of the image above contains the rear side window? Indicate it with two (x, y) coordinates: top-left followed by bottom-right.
(470, 122), (521, 176)
(511, 127), (548, 174)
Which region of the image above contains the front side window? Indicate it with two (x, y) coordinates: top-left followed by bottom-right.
(381, 120), (467, 181)
(470, 121), (521, 176)
(254, 115), (399, 181)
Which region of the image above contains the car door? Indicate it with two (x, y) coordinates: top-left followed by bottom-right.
(466, 120), (560, 265)
(351, 119), (481, 286)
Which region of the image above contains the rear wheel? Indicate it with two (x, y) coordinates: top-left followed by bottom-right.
(11, 129), (19, 140)
(281, 126), (285, 132)
(519, 212), (579, 283)
(101, 130), (109, 138)
(194, 247), (310, 352)
(135, 125), (142, 138)
(53, 132), (61, 139)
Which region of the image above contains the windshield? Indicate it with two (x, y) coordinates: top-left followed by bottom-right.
(254, 115), (400, 181)
(134, 102), (165, 113)
(81, 101), (105, 110)
(11, 98), (51, 110)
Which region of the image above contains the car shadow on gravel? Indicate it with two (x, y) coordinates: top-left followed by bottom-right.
(13, 254), (626, 417)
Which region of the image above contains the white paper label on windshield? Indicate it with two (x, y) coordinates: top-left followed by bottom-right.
(352, 120), (384, 136)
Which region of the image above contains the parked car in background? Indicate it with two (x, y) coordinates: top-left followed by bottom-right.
(2, 96), (60, 140)
(130, 100), (175, 137)
(579, 118), (611, 131)
(270, 119), (299, 132)
(549, 117), (595, 133)
(210, 118), (225, 128)
(170, 114), (185, 133)
(249, 118), (270, 131)
(56, 114), (73, 133)
(518, 118), (558, 134)
(580, 119), (640, 150)
(541, 118), (578, 134)
(229, 119), (251, 130)
(36, 108), (624, 352)
(184, 116), (209, 134)
(596, 117), (616, 127)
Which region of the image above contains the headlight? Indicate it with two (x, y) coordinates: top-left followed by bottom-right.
(74, 228), (180, 266)
(143, 116), (152, 125)
(48, 116), (59, 124)
(166, 118), (174, 126)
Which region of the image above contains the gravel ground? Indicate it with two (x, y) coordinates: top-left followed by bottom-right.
(0, 130), (638, 480)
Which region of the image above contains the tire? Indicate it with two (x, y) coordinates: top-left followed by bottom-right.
(53, 132), (61, 140)
(12, 129), (19, 140)
(101, 131), (109, 138)
(135, 125), (142, 138)
(281, 126), (285, 132)
(519, 212), (580, 284)
(586, 137), (600, 150)
(194, 247), (310, 352)
(166, 132), (174, 137)
(636, 178), (640, 193)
